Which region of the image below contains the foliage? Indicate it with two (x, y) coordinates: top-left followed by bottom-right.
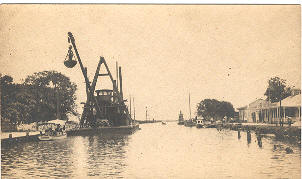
(264, 77), (292, 103)
(1, 71), (77, 125)
(1, 75), (36, 124)
(197, 99), (235, 120)
(24, 71), (77, 122)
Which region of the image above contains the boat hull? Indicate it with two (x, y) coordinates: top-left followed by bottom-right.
(177, 121), (184, 125)
(66, 124), (140, 136)
(184, 122), (196, 127)
(196, 124), (204, 128)
(38, 134), (67, 141)
(204, 124), (216, 128)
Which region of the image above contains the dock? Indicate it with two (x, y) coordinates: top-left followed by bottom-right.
(1, 131), (40, 145)
(222, 123), (301, 143)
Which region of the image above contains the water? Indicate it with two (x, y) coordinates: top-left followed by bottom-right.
(2, 122), (301, 179)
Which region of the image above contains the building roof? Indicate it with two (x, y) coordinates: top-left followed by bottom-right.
(237, 106), (247, 110)
(277, 94), (301, 107)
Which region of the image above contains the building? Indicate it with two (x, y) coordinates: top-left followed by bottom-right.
(238, 91), (301, 125)
(237, 99), (270, 123)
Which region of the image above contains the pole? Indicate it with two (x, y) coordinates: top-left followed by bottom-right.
(130, 95), (132, 119)
(279, 81), (282, 126)
(116, 61), (119, 92)
(268, 86), (270, 123)
(119, 67), (123, 100)
(67, 32), (102, 125)
(133, 98), (136, 120)
(0, 73), (1, 122)
(146, 106), (148, 121)
(68, 32), (91, 89)
(56, 84), (60, 120)
(189, 93), (192, 119)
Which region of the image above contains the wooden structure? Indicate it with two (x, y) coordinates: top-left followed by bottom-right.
(65, 32), (133, 128)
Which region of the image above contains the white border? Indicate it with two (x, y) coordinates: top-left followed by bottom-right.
(0, 0), (300, 4)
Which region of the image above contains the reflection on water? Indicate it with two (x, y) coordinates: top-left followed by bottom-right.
(2, 123), (301, 179)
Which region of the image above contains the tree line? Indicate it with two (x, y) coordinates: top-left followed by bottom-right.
(195, 76), (295, 121)
(196, 99), (235, 121)
(1, 71), (77, 125)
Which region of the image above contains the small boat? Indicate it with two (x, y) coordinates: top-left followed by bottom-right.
(184, 119), (196, 127)
(162, 121), (167, 125)
(177, 110), (184, 125)
(184, 93), (196, 127)
(38, 120), (67, 141)
(38, 133), (67, 141)
(196, 119), (204, 128)
(203, 120), (216, 128)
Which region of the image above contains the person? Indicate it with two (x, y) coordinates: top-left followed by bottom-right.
(287, 116), (292, 127)
(49, 128), (54, 136)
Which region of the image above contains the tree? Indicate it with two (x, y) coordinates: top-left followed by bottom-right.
(264, 77), (292, 103)
(24, 71), (77, 122)
(197, 99), (235, 120)
(1, 75), (36, 124)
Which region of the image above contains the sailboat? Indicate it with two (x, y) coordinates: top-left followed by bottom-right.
(184, 93), (196, 127)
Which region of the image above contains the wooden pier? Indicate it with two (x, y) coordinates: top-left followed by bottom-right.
(1, 131), (40, 145)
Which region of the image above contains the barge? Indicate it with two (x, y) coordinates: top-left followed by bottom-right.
(64, 32), (139, 136)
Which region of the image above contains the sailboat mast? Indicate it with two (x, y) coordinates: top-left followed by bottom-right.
(133, 98), (136, 120)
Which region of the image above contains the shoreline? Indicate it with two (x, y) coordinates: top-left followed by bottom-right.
(221, 123), (301, 145)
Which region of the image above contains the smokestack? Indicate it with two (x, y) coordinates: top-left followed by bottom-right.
(113, 80), (116, 102)
(119, 66), (123, 100)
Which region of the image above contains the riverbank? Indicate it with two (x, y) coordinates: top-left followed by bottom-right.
(1, 131), (40, 145)
(222, 123), (301, 144)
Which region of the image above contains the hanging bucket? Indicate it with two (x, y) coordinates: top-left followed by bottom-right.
(64, 46), (77, 68)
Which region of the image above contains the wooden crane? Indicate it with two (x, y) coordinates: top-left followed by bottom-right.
(65, 32), (132, 127)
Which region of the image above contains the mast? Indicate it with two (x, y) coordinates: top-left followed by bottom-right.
(119, 67), (123, 100)
(133, 98), (136, 120)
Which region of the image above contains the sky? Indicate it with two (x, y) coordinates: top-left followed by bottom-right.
(0, 5), (300, 121)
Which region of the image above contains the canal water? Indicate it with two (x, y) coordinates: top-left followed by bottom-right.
(2, 122), (301, 179)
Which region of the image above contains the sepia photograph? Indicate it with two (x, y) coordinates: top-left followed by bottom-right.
(0, 4), (301, 179)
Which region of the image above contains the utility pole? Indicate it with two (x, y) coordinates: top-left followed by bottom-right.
(189, 93), (192, 119)
(146, 106), (148, 121)
(116, 61), (119, 92)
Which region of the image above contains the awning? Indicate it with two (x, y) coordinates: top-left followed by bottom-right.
(47, 119), (66, 126)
